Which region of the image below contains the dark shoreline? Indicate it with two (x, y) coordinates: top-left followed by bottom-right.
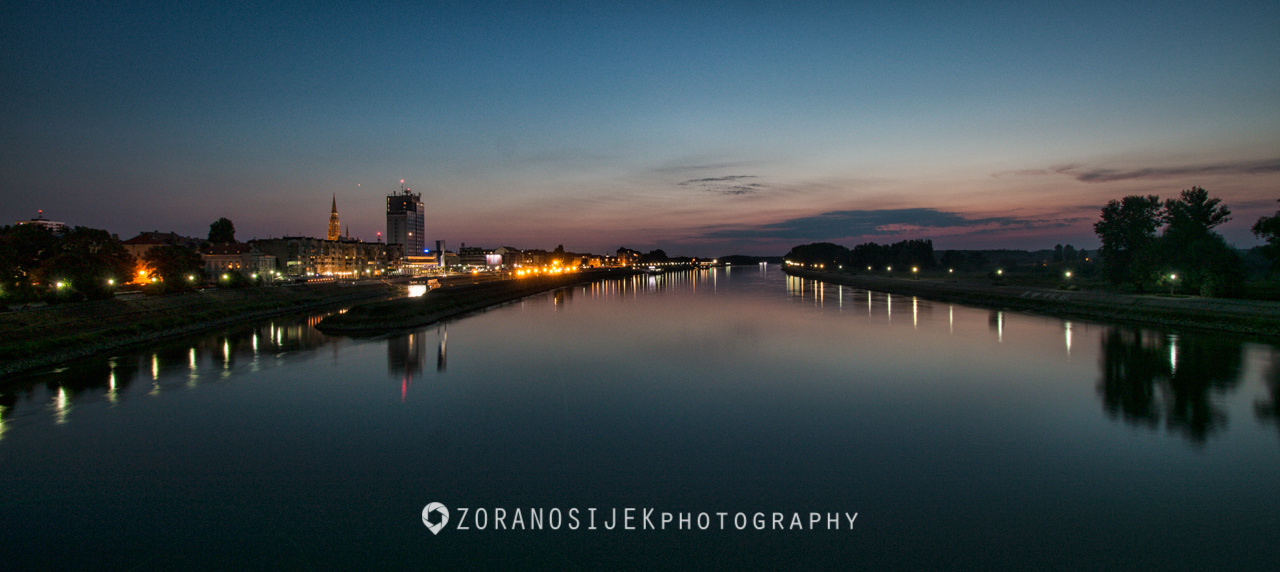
(1, 281), (403, 380)
(783, 267), (1280, 337)
(316, 268), (642, 334)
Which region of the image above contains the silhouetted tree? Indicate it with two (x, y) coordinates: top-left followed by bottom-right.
(939, 250), (965, 270)
(1251, 199), (1280, 271)
(1, 225), (134, 302)
(1053, 244), (1064, 262)
(143, 245), (204, 293)
(1163, 186), (1231, 234)
(208, 217), (236, 244)
(0, 224), (59, 301)
(785, 243), (848, 267)
(1063, 244), (1077, 261)
(1094, 195), (1163, 291)
(1159, 188), (1244, 297)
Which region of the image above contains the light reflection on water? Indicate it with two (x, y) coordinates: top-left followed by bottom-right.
(1, 268), (1278, 569)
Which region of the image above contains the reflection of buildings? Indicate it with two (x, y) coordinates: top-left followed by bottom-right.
(388, 332), (426, 379)
(437, 329), (447, 372)
(389, 331), (428, 401)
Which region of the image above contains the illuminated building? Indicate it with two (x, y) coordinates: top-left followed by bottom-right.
(387, 186), (425, 259)
(327, 195), (341, 241)
(203, 243), (277, 275)
(15, 210), (69, 234)
(250, 236), (396, 278)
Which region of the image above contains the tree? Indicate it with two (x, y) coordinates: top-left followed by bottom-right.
(1, 225), (133, 302)
(143, 245), (204, 293)
(0, 224), (59, 300)
(939, 250), (965, 270)
(1159, 188), (1243, 297)
(785, 243), (848, 267)
(1163, 186), (1230, 235)
(1251, 200), (1280, 270)
(41, 227), (135, 300)
(1094, 195), (1163, 291)
(208, 217), (236, 244)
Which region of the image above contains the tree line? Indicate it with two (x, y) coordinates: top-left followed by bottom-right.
(1093, 187), (1243, 296)
(1, 217), (242, 304)
(784, 239), (938, 270)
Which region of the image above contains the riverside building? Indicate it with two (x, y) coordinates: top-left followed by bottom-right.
(387, 186), (425, 259)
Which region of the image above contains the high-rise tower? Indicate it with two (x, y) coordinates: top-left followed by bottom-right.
(386, 184), (425, 259)
(328, 194), (341, 241)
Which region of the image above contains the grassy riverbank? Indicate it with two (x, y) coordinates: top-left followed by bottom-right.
(0, 281), (403, 378)
(317, 268), (639, 334)
(783, 267), (1280, 336)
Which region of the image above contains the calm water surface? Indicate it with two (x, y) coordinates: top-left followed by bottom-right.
(2, 267), (1278, 570)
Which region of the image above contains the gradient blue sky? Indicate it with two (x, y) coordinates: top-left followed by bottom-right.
(3, 0), (1277, 256)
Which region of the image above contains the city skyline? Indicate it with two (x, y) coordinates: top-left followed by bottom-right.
(3, 0), (1278, 256)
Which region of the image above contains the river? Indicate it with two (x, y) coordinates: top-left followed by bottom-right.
(2, 266), (1277, 570)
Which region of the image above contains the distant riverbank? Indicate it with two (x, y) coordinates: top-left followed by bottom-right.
(1, 281), (404, 379)
(783, 267), (1280, 336)
(317, 268), (641, 334)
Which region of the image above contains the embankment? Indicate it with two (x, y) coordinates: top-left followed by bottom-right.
(317, 269), (639, 334)
(783, 267), (1280, 336)
(1, 281), (403, 378)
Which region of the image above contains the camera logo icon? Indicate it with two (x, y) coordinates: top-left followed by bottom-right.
(422, 502), (449, 535)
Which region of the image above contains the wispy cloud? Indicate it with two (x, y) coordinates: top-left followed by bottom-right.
(678, 175), (767, 196)
(995, 159), (1280, 183)
(651, 161), (760, 174)
(696, 208), (1079, 240)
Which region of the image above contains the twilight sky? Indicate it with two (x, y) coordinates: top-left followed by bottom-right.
(3, 0), (1278, 256)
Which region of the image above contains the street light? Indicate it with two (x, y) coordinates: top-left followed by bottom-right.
(1169, 273), (1178, 295)
(1065, 271), (1072, 278)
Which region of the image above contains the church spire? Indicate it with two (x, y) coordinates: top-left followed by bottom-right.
(328, 194), (341, 241)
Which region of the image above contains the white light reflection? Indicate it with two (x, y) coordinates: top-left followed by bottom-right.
(949, 306), (954, 334)
(1065, 321), (1073, 356)
(151, 354), (159, 380)
(0, 405), (7, 441)
(54, 387), (69, 425)
(1169, 334), (1179, 373)
(912, 297), (918, 328)
(997, 311), (1004, 343)
(107, 358), (119, 404)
